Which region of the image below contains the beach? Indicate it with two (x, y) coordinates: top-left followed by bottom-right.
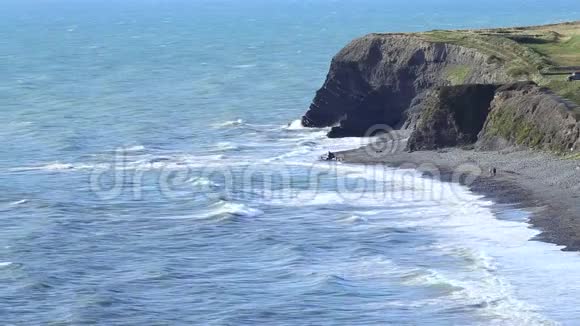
(338, 134), (580, 250)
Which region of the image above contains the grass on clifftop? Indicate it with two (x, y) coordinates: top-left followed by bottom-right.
(418, 21), (580, 105)
(542, 76), (580, 107)
(524, 24), (580, 66)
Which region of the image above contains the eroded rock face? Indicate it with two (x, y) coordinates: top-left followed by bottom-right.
(407, 84), (498, 151)
(477, 82), (580, 153)
(302, 34), (509, 137)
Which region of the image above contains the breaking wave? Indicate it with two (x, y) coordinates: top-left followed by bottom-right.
(213, 119), (244, 128)
(198, 201), (264, 220)
(284, 119), (307, 130)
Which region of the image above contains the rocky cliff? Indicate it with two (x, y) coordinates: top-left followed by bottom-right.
(407, 84), (498, 151)
(404, 82), (580, 152)
(302, 34), (509, 137)
(477, 82), (580, 152)
(302, 24), (580, 153)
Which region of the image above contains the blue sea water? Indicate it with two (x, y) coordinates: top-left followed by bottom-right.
(1, 0), (580, 324)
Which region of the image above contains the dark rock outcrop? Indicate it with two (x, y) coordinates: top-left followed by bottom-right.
(407, 84), (498, 151)
(477, 82), (580, 152)
(302, 34), (509, 137)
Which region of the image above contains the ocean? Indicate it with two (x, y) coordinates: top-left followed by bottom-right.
(1, 0), (580, 324)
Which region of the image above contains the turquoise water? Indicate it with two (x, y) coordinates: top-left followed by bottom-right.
(2, 1), (580, 324)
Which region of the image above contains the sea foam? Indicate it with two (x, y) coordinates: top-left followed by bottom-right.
(204, 201), (264, 219)
(213, 119), (244, 128)
(284, 119), (307, 130)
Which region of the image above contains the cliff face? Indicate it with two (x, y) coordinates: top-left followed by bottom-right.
(407, 84), (498, 151)
(477, 82), (580, 152)
(302, 34), (509, 137)
(405, 82), (580, 152)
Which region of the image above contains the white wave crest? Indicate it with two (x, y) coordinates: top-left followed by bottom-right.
(10, 163), (75, 172)
(340, 215), (368, 224)
(204, 201), (264, 219)
(284, 119), (307, 130)
(9, 162), (110, 172)
(123, 145), (146, 152)
(400, 254), (556, 325)
(213, 119), (244, 128)
(402, 268), (464, 291)
(215, 142), (240, 151)
(232, 64), (256, 69)
(10, 199), (29, 206)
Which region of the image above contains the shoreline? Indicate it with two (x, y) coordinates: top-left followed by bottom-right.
(336, 137), (580, 251)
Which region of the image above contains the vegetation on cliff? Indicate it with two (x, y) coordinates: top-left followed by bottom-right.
(418, 21), (580, 105)
(476, 82), (580, 154)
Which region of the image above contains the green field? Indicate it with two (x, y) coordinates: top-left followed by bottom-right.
(417, 21), (580, 105)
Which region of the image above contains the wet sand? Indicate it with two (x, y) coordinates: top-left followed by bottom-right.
(336, 135), (580, 251)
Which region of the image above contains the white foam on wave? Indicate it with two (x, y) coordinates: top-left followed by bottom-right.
(252, 162), (448, 209)
(260, 128), (368, 164)
(0, 262), (14, 268)
(401, 269), (554, 325)
(262, 146), (315, 163)
(217, 201), (263, 218)
(150, 201), (264, 221)
(200, 201), (264, 220)
(302, 138), (577, 323)
(389, 181), (568, 324)
(123, 145), (146, 152)
(9, 152), (239, 174)
(253, 129), (568, 323)
(274, 131), (328, 150)
(213, 119), (244, 128)
(402, 255), (555, 325)
(232, 64), (256, 69)
(10, 162), (75, 172)
(214, 142), (240, 151)
(36, 163), (74, 171)
(8, 158), (228, 173)
(340, 215), (369, 224)
(8, 160), (132, 173)
(284, 119), (308, 130)
(123, 155), (250, 172)
(10, 199), (29, 206)
(401, 268), (465, 292)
